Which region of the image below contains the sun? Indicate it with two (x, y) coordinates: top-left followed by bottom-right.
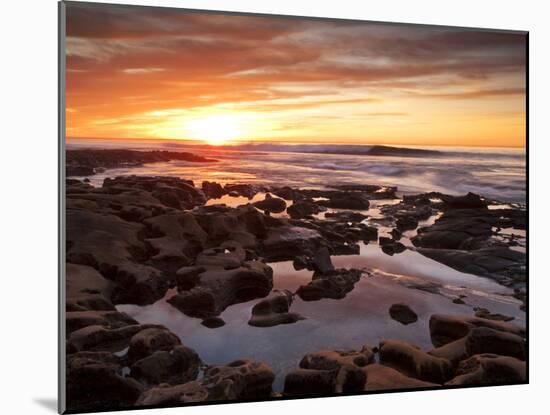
(185, 114), (242, 145)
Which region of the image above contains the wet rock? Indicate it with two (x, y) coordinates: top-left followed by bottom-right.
(201, 317), (226, 328)
(300, 349), (374, 371)
(324, 211), (368, 222)
(68, 324), (162, 353)
(358, 224), (378, 241)
(429, 314), (525, 348)
(202, 181), (226, 199)
(260, 225), (323, 261)
(441, 192), (488, 210)
(412, 206), (525, 254)
(429, 324), (526, 366)
(285, 348), (373, 395)
(284, 368), (337, 396)
(175, 266), (205, 291)
(287, 200), (325, 219)
(144, 212), (207, 272)
(168, 261), (273, 318)
(253, 193), (287, 213)
(130, 345), (201, 385)
(379, 236), (392, 246)
(445, 354), (526, 385)
(67, 165), (96, 176)
(127, 327), (182, 364)
(195, 204), (269, 248)
(223, 184), (259, 199)
(312, 247), (334, 274)
(103, 175), (207, 210)
(330, 184), (398, 199)
(67, 149), (215, 178)
(364, 364), (439, 390)
(66, 294), (116, 312)
(293, 255), (309, 270)
(296, 268), (362, 301)
(416, 247), (526, 288)
(136, 381), (207, 406)
(66, 263), (115, 311)
(270, 186), (297, 200)
(203, 359), (275, 400)
(249, 289), (304, 327)
(397, 276), (441, 294)
(66, 351), (143, 411)
(317, 192), (370, 210)
(381, 241), (407, 256)
(474, 307), (514, 322)
(66, 310), (138, 334)
(196, 243), (246, 270)
(464, 327), (526, 360)
(396, 216), (419, 231)
(412, 210), (493, 250)
(389, 303), (418, 325)
(391, 228), (403, 240)
(379, 339), (453, 383)
(428, 336), (469, 366)
(66, 209), (168, 305)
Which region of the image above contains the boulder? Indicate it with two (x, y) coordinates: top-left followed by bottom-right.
(429, 314), (525, 347)
(379, 339), (453, 383)
(441, 192), (488, 209)
(312, 247), (334, 274)
(66, 351), (143, 411)
(248, 289), (304, 327)
(464, 327), (525, 360)
(324, 211), (368, 223)
(143, 212), (207, 272)
(416, 247), (526, 288)
(202, 181), (226, 199)
(168, 261), (273, 318)
(203, 359), (275, 400)
(396, 216), (419, 231)
(389, 303), (418, 325)
(130, 345), (201, 385)
(66, 209), (168, 305)
(296, 269), (362, 301)
(201, 317), (226, 329)
(260, 226), (323, 262)
(195, 241), (246, 270)
(136, 381), (207, 406)
(381, 241), (407, 256)
(284, 369), (337, 396)
(68, 324), (161, 353)
(474, 307), (514, 322)
(364, 364), (439, 390)
(223, 184), (259, 199)
(285, 348), (373, 395)
(317, 193), (370, 210)
(127, 327), (182, 364)
(253, 193), (287, 213)
(287, 200), (325, 219)
(175, 266), (205, 291)
(66, 310), (138, 334)
(445, 354), (526, 385)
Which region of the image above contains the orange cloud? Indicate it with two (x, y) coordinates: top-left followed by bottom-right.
(65, 3), (527, 147)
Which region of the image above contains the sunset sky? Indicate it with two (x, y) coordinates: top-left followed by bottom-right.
(65, 3), (527, 147)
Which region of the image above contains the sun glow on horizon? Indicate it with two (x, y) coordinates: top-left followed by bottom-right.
(185, 113), (245, 146)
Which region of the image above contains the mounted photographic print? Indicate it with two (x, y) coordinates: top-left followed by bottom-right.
(59, 1), (528, 413)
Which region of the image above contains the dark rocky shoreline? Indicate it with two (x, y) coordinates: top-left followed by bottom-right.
(66, 149), (217, 177)
(65, 166), (526, 412)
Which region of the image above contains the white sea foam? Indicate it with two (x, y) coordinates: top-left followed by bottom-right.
(67, 139), (526, 203)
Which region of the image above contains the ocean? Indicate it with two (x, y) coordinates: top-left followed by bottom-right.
(67, 139), (526, 204)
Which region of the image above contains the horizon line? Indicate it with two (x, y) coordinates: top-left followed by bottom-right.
(66, 136), (526, 150)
